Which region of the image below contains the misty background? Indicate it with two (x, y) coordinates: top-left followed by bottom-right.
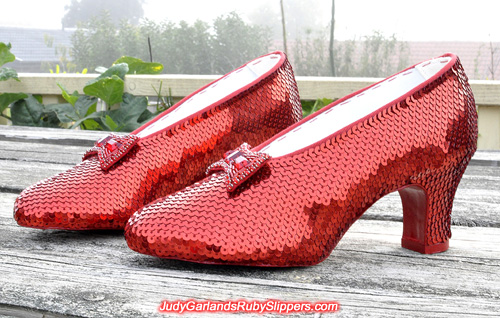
(1, 0), (500, 79)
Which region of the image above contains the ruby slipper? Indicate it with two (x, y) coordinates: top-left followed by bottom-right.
(125, 53), (478, 266)
(14, 51), (302, 230)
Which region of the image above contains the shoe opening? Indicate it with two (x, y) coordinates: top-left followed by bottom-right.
(137, 53), (282, 137)
(261, 56), (452, 157)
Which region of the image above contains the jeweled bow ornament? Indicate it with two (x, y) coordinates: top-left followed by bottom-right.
(206, 143), (270, 192)
(83, 134), (139, 170)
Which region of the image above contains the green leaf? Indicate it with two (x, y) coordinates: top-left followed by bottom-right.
(301, 98), (335, 118)
(46, 96), (97, 127)
(0, 67), (20, 82)
(82, 118), (101, 130)
(83, 63), (128, 105)
(138, 109), (154, 124)
(101, 93), (148, 132)
(75, 95), (97, 117)
(57, 83), (79, 106)
(40, 110), (62, 128)
(11, 95), (44, 126)
(89, 63), (129, 83)
(114, 56), (163, 74)
(83, 75), (124, 105)
(33, 95), (43, 104)
(0, 42), (15, 67)
(70, 111), (103, 129)
(45, 103), (78, 123)
(84, 100), (97, 116)
(104, 115), (118, 130)
(0, 93), (28, 113)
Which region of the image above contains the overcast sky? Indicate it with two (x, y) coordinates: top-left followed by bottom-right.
(1, 0), (500, 42)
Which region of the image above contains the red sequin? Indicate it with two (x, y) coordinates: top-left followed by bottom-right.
(14, 52), (302, 230)
(125, 54), (478, 266)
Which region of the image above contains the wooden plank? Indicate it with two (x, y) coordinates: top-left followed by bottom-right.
(0, 73), (218, 100)
(0, 193), (499, 317)
(0, 304), (78, 318)
(0, 125), (108, 147)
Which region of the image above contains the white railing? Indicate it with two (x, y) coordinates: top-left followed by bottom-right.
(1, 74), (499, 149)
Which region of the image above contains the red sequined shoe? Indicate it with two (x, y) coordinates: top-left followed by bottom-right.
(125, 53), (478, 266)
(14, 51), (302, 230)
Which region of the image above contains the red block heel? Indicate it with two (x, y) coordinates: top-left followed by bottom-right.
(125, 53), (478, 266)
(399, 157), (471, 254)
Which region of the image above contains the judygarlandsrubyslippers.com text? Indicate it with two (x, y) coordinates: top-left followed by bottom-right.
(158, 299), (340, 315)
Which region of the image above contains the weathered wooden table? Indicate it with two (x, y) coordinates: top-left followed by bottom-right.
(0, 126), (499, 318)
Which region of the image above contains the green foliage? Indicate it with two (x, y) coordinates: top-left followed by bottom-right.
(357, 32), (409, 77)
(114, 56), (163, 74)
(293, 31), (330, 76)
(62, 0), (144, 28)
(211, 12), (271, 73)
(48, 64), (88, 74)
(92, 93), (152, 131)
(42, 34), (85, 74)
(71, 12), (121, 70)
(302, 98), (334, 118)
(49, 85), (99, 129)
(83, 63), (128, 105)
(10, 95), (60, 127)
(58, 83), (79, 106)
(0, 42), (19, 82)
(2, 43), (168, 131)
(0, 68), (20, 82)
(71, 12), (271, 75)
(151, 81), (173, 113)
(0, 42), (15, 67)
(293, 31), (410, 77)
(0, 93), (28, 115)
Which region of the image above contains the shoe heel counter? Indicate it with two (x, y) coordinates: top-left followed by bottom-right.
(452, 57), (479, 159)
(279, 57), (303, 125)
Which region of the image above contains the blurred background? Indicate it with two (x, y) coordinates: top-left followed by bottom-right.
(1, 0), (499, 78)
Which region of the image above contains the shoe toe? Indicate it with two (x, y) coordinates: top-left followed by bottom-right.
(14, 158), (140, 230)
(124, 171), (326, 266)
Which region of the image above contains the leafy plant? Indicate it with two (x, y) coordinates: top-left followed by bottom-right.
(0, 42), (19, 82)
(0, 93), (28, 120)
(46, 55), (167, 131)
(302, 98), (334, 118)
(114, 56), (163, 74)
(0, 43), (27, 122)
(71, 12), (270, 75)
(10, 95), (60, 127)
(83, 63), (128, 105)
(151, 80), (173, 113)
(47, 84), (99, 130)
(2, 44), (170, 131)
(49, 64), (88, 74)
(292, 31), (410, 77)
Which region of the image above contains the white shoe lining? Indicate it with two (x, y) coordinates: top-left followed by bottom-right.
(138, 53), (282, 137)
(262, 57), (451, 157)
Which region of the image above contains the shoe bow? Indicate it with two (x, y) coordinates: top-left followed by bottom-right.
(82, 134), (139, 170)
(206, 143), (270, 192)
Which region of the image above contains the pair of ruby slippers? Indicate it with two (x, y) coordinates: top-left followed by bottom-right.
(14, 51), (477, 266)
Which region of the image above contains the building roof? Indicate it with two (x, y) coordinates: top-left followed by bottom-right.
(0, 26), (73, 63)
(407, 41), (500, 80)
